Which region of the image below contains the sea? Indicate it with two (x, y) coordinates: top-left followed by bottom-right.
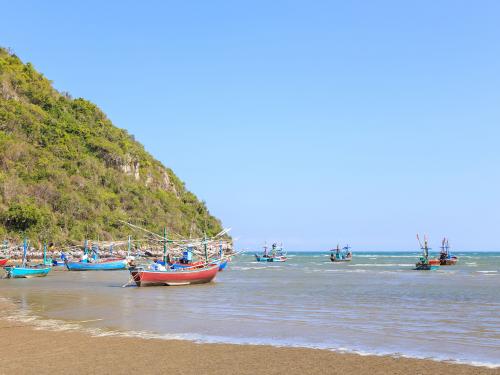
(1, 251), (499, 368)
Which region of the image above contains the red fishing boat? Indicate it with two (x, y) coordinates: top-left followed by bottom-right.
(0, 259), (9, 267)
(130, 263), (219, 287)
(439, 237), (458, 265)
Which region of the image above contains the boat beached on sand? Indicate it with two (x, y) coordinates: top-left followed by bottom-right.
(330, 244), (352, 262)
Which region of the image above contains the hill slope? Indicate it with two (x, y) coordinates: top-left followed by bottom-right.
(0, 47), (224, 243)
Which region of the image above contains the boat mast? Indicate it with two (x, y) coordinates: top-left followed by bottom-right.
(423, 236), (429, 259)
(22, 237), (27, 267)
(43, 242), (47, 265)
(204, 235), (208, 263)
(127, 235), (131, 258)
(163, 227), (168, 265)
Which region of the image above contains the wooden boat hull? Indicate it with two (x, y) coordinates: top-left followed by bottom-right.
(414, 263), (440, 271)
(0, 259), (9, 267)
(130, 264), (219, 287)
(428, 259), (441, 266)
(5, 266), (51, 278)
(65, 259), (127, 271)
(255, 255), (287, 262)
(330, 257), (352, 262)
(440, 257), (458, 265)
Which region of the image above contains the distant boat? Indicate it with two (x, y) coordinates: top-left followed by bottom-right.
(0, 259), (8, 267)
(4, 239), (51, 278)
(255, 243), (287, 262)
(414, 234), (440, 271)
(129, 263), (219, 287)
(439, 237), (458, 265)
(330, 244), (352, 262)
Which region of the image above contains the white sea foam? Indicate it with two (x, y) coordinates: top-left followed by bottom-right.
(1, 302), (498, 369)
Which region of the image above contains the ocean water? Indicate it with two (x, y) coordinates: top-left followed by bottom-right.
(1, 251), (499, 367)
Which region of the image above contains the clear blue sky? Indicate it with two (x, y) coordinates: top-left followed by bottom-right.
(2, 1), (499, 250)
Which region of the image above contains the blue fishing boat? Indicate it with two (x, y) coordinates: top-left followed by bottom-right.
(4, 239), (51, 278)
(65, 259), (127, 271)
(255, 243), (287, 262)
(330, 244), (352, 262)
(65, 239), (127, 271)
(5, 266), (51, 278)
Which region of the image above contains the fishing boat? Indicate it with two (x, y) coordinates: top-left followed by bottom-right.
(414, 234), (440, 271)
(330, 244), (352, 262)
(4, 239), (51, 278)
(65, 240), (127, 271)
(439, 237), (458, 265)
(129, 263), (219, 286)
(65, 259), (128, 271)
(255, 243), (287, 262)
(5, 266), (51, 278)
(128, 228), (221, 286)
(0, 259), (8, 267)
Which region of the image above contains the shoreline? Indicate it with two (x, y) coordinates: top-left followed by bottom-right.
(0, 299), (498, 375)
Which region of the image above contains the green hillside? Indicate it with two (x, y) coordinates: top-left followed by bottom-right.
(0, 47), (225, 244)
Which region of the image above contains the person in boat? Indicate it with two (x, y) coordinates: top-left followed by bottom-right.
(81, 253), (89, 263)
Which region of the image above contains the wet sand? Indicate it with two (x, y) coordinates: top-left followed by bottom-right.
(0, 320), (498, 374)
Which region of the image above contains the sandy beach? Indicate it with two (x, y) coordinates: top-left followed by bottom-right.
(0, 311), (498, 375)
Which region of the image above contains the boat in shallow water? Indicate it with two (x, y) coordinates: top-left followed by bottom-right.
(4, 265), (51, 278)
(65, 259), (128, 271)
(129, 263), (219, 286)
(255, 243), (287, 262)
(330, 244), (352, 262)
(414, 234), (440, 271)
(439, 237), (458, 265)
(3, 239), (51, 278)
